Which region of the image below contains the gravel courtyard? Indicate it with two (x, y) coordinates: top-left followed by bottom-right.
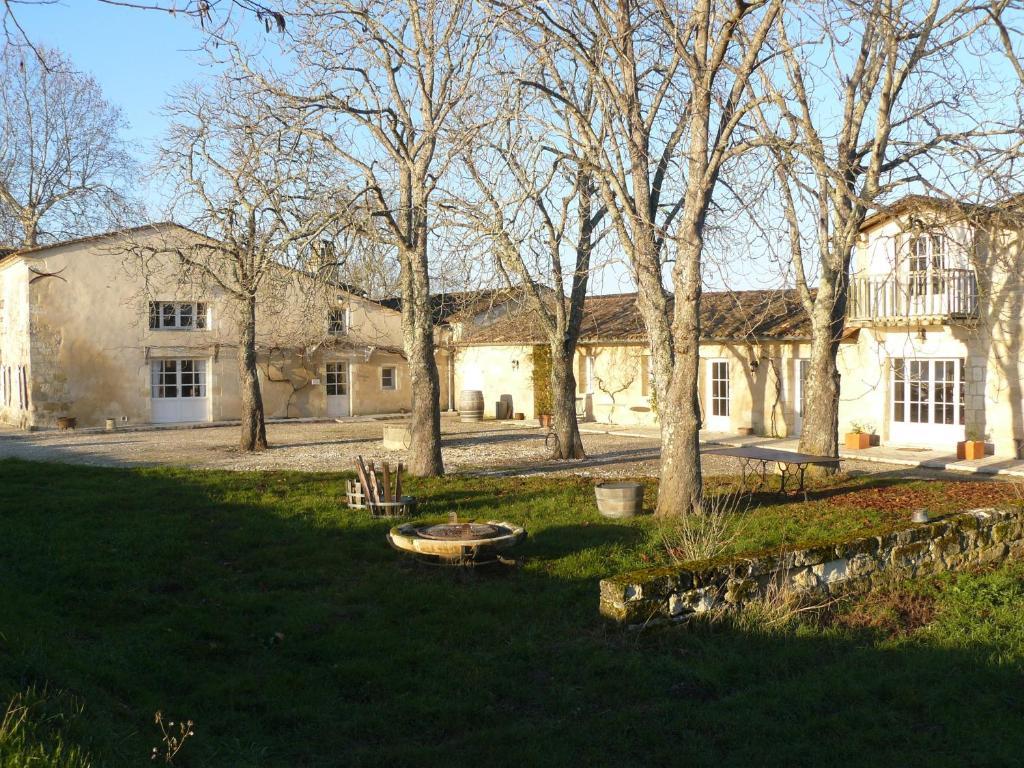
(0, 415), (941, 479)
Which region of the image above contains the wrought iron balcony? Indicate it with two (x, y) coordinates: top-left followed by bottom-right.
(847, 269), (978, 325)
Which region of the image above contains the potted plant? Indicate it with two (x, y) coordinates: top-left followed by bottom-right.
(957, 429), (987, 460)
(843, 421), (873, 450)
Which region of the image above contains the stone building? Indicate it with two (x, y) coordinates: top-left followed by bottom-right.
(451, 194), (1024, 459)
(0, 223), (417, 429)
(449, 290), (812, 434)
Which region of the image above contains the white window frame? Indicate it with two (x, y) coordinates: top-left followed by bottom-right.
(891, 357), (964, 427)
(907, 233), (948, 297)
(380, 366), (397, 391)
(710, 360), (730, 418)
(18, 365), (28, 409)
(151, 359), (208, 400)
(328, 307), (349, 336)
(149, 301), (210, 331)
(796, 359), (810, 418)
(325, 362), (349, 396)
(582, 354), (595, 394)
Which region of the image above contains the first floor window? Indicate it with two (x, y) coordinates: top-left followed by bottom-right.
(326, 362), (348, 396)
(381, 366), (397, 390)
(907, 233), (949, 296)
(151, 359), (207, 399)
(149, 301), (209, 330)
(711, 360), (730, 417)
(0, 365), (8, 407)
(892, 357), (964, 426)
(328, 308), (348, 336)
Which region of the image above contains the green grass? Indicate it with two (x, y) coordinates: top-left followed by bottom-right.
(2, 458), (1024, 766)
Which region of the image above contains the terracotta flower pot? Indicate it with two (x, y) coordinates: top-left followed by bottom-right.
(844, 432), (871, 450)
(957, 440), (986, 461)
(538, 414), (553, 428)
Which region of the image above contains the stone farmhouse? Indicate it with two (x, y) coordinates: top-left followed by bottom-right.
(4, 194), (1024, 462)
(0, 223), (423, 429)
(450, 194), (1024, 459)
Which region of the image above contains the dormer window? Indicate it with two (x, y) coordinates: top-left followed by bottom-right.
(328, 308), (348, 336)
(149, 302), (209, 330)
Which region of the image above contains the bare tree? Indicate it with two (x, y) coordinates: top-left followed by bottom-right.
(758, 0), (1002, 459)
(253, 0), (493, 476)
(131, 74), (329, 451)
(1, 1), (285, 60)
(459, 83), (606, 459)
(0, 44), (136, 246)
(497, 0), (781, 515)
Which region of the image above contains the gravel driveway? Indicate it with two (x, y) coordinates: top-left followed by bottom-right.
(0, 415), (939, 479)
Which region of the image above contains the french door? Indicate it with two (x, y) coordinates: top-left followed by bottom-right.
(705, 360), (731, 432)
(326, 362), (350, 417)
(890, 358), (965, 446)
(793, 359), (810, 435)
(150, 358), (210, 423)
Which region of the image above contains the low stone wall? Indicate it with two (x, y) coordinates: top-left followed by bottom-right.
(600, 507), (1024, 625)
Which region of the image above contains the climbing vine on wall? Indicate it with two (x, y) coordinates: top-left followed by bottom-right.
(530, 345), (553, 416)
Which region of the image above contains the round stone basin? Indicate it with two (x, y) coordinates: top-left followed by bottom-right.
(387, 520), (526, 563)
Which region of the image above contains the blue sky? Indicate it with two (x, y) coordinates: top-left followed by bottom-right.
(13, 2), (227, 214)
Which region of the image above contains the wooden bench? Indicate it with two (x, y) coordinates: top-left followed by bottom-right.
(702, 445), (841, 500)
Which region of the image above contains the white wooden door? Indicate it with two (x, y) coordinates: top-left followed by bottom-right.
(326, 362), (350, 417)
(889, 358), (965, 447)
(705, 359), (731, 432)
(150, 359), (210, 423)
(793, 359), (810, 436)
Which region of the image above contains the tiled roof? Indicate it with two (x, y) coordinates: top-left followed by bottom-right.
(458, 289), (811, 346)
(0, 222), (185, 262)
(860, 193), (1024, 232)
(381, 287), (544, 325)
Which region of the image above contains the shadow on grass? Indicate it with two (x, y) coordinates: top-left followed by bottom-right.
(2, 458), (1024, 767)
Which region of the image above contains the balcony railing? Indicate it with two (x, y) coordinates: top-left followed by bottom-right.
(847, 269), (978, 323)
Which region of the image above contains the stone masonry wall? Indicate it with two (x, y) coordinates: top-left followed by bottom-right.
(600, 507), (1024, 625)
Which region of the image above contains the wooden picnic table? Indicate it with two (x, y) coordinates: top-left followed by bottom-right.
(702, 445), (841, 499)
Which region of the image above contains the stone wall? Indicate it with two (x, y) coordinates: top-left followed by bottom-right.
(600, 507), (1024, 625)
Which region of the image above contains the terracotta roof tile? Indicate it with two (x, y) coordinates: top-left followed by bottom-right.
(459, 289), (811, 345)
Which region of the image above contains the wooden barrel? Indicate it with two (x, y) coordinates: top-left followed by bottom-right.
(594, 482), (644, 519)
(459, 389), (484, 422)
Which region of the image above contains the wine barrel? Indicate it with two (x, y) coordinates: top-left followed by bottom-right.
(459, 389), (484, 422)
(594, 482), (644, 519)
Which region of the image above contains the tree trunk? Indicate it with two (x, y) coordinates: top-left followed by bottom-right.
(397, 175), (443, 477)
(549, 342), (585, 459)
(238, 293), (268, 452)
(797, 297), (844, 458)
(656, 229), (704, 517)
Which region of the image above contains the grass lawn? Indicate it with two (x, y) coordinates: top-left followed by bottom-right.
(3, 458), (1024, 766)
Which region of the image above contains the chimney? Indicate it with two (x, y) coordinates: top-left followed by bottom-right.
(314, 239), (337, 282)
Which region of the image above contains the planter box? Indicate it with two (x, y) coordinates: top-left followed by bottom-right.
(844, 432), (871, 450)
(957, 440), (986, 461)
